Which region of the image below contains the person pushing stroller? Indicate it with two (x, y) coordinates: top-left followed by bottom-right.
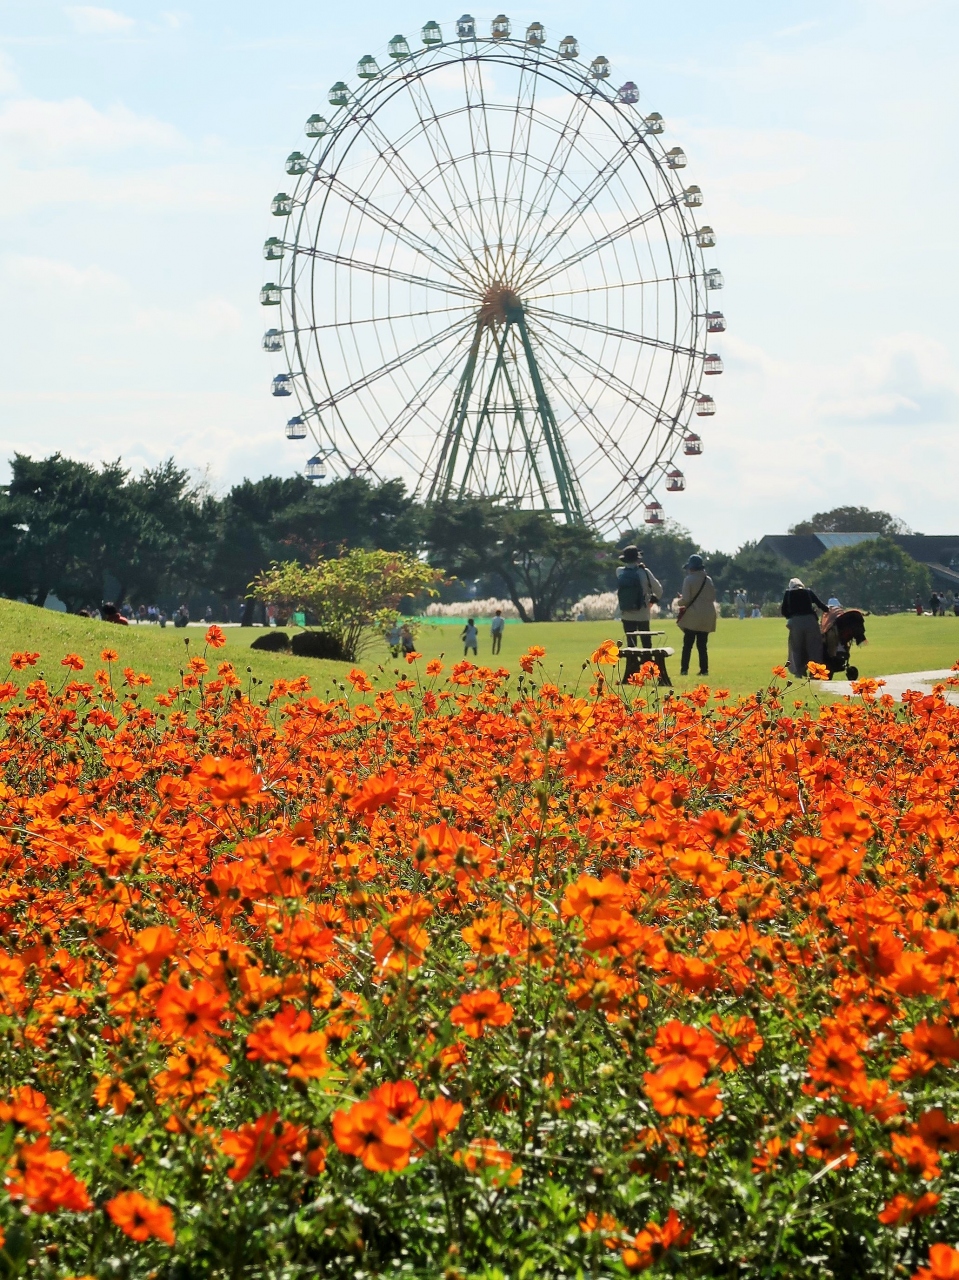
(781, 577), (829, 676)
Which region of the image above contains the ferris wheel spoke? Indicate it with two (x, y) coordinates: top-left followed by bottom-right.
(520, 129), (651, 272)
(457, 55), (501, 263)
(527, 316), (675, 425)
(311, 169), (469, 282)
(527, 274), (695, 301)
(362, 348), (469, 476)
(294, 244), (473, 299)
(310, 315), (475, 416)
(296, 303), (472, 334)
(526, 304), (698, 358)
(532, 346), (641, 481)
(520, 199), (681, 294)
(507, 90), (593, 267)
(349, 109), (482, 271)
(400, 78), (490, 264)
(497, 53), (541, 261)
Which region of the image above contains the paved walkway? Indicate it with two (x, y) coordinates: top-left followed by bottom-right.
(818, 669), (959, 706)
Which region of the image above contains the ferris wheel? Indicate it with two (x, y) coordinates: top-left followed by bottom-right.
(260, 14), (724, 532)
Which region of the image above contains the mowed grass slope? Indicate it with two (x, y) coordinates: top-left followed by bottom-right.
(2, 599), (958, 701)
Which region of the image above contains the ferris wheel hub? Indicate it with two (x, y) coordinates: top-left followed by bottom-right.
(479, 282), (522, 328)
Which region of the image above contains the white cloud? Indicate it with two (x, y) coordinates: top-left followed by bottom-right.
(64, 6), (135, 35)
(133, 298), (245, 338)
(0, 97), (181, 158)
(0, 50), (19, 95)
(4, 254), (127, 293)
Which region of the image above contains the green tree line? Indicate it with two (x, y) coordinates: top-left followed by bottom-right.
(0, 453), (931, 619)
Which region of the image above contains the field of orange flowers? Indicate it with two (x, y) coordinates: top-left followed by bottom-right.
(0, 628), (957, 1278)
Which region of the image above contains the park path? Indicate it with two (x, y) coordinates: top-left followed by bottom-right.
(819, 668), (959, 706)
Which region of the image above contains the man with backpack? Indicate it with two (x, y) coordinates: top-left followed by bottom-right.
(616, 545), (662, 651)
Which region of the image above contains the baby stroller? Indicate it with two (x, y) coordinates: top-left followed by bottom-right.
(820, 607), (866, 680)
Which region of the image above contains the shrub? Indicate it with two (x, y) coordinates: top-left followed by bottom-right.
(0, 641), (956, 1277)
(252, 548), (443, 661)
(249, 630), (290, 652)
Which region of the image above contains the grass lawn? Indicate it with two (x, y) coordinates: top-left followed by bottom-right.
(3, 599), (958, 704)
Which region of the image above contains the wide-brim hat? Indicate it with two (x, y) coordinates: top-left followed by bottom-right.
(683, 555), (704, 570)
(619, 544), (640, 561)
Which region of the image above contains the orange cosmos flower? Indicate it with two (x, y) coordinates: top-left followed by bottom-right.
(621, 1209), (691, 1272)
(105, 1191), (175, 1245)
(84, 818), (142, 874)
(0, 1086), (51, 1133)
(332, 1100), (412, 1172)
(220, 1112), (306, 1181)
(204, 624), (226, 648)
(245, 1006), (329, 1078)
(449, 989), (514, 1038)
(878, 1192), (940, 1226)
(425, 659), (444, 675)
(100, 648), (119, 662)
(643, 1058), (722, 1119)
(347, 668), (373, 692)
(519, 645), (545, 673)
(913, 1245), (959, 1280)
(94, 1076), (135, 1116)
(561, 873), (625, 923)
(455, 1138), (521, 1185)
(461, 915), (508, 955)
(194, 756), (263, 807)
(60, 653), (84, 671)
(590, 640), (620, 666)
(564, 739), (609, 786)
(155, 978), (230, 1043)
(9, 651), (39, 670)
(5, 1137), (92, 1213)
(348, 767), (402, 819)
(807, 1034), (864, 1088)
(647, 1021), (718, 1070)
(411, 1097), (463, 1150)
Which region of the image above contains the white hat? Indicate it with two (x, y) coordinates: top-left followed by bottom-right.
(789, 577), (804, 589)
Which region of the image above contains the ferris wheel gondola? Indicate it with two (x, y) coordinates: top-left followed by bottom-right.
(261, 16), (723, 531)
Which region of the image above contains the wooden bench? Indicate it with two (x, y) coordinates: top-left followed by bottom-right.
(618, 632), (674, 686)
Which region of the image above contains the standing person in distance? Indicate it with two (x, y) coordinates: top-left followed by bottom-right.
(616, 545), (662, 651)
(781, 577), (828, 676)
(462, 618), (478, 657)
(490, 609), (505, 656)
(676, 555), (717, 677)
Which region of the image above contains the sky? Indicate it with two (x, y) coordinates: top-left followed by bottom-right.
(0, 0), (956, 550)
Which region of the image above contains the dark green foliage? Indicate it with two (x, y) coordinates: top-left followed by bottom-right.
(0, 453), (207, 610)
(806, 536), (932, 613)
(718, 542), (796, 604)
(789, 507), (910, 536)
(423, 499), (607, 620)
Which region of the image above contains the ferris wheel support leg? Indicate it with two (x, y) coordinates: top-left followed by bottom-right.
(510, 307), (585, 525)
(429, 319), (484, 504)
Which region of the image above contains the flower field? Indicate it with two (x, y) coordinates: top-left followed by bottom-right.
(0, 630), (958, 1278)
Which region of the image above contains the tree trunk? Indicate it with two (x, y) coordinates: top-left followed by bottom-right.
(240, 598), (255, 627)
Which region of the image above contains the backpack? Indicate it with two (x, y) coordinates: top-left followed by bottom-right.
(617, 565), (647, 613)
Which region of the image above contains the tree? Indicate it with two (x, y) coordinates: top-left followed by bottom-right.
(805, 537), (930, 614)
(423, 500), (607, 621)
(209, 475), (422, 623)
(251, 549), (443, 661)
(720, 542), (794, 604)
(0, 453), (206, 609)
(789, 507), (910, 536)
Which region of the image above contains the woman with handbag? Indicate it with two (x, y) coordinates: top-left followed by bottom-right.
(676, 554), (717, 677)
